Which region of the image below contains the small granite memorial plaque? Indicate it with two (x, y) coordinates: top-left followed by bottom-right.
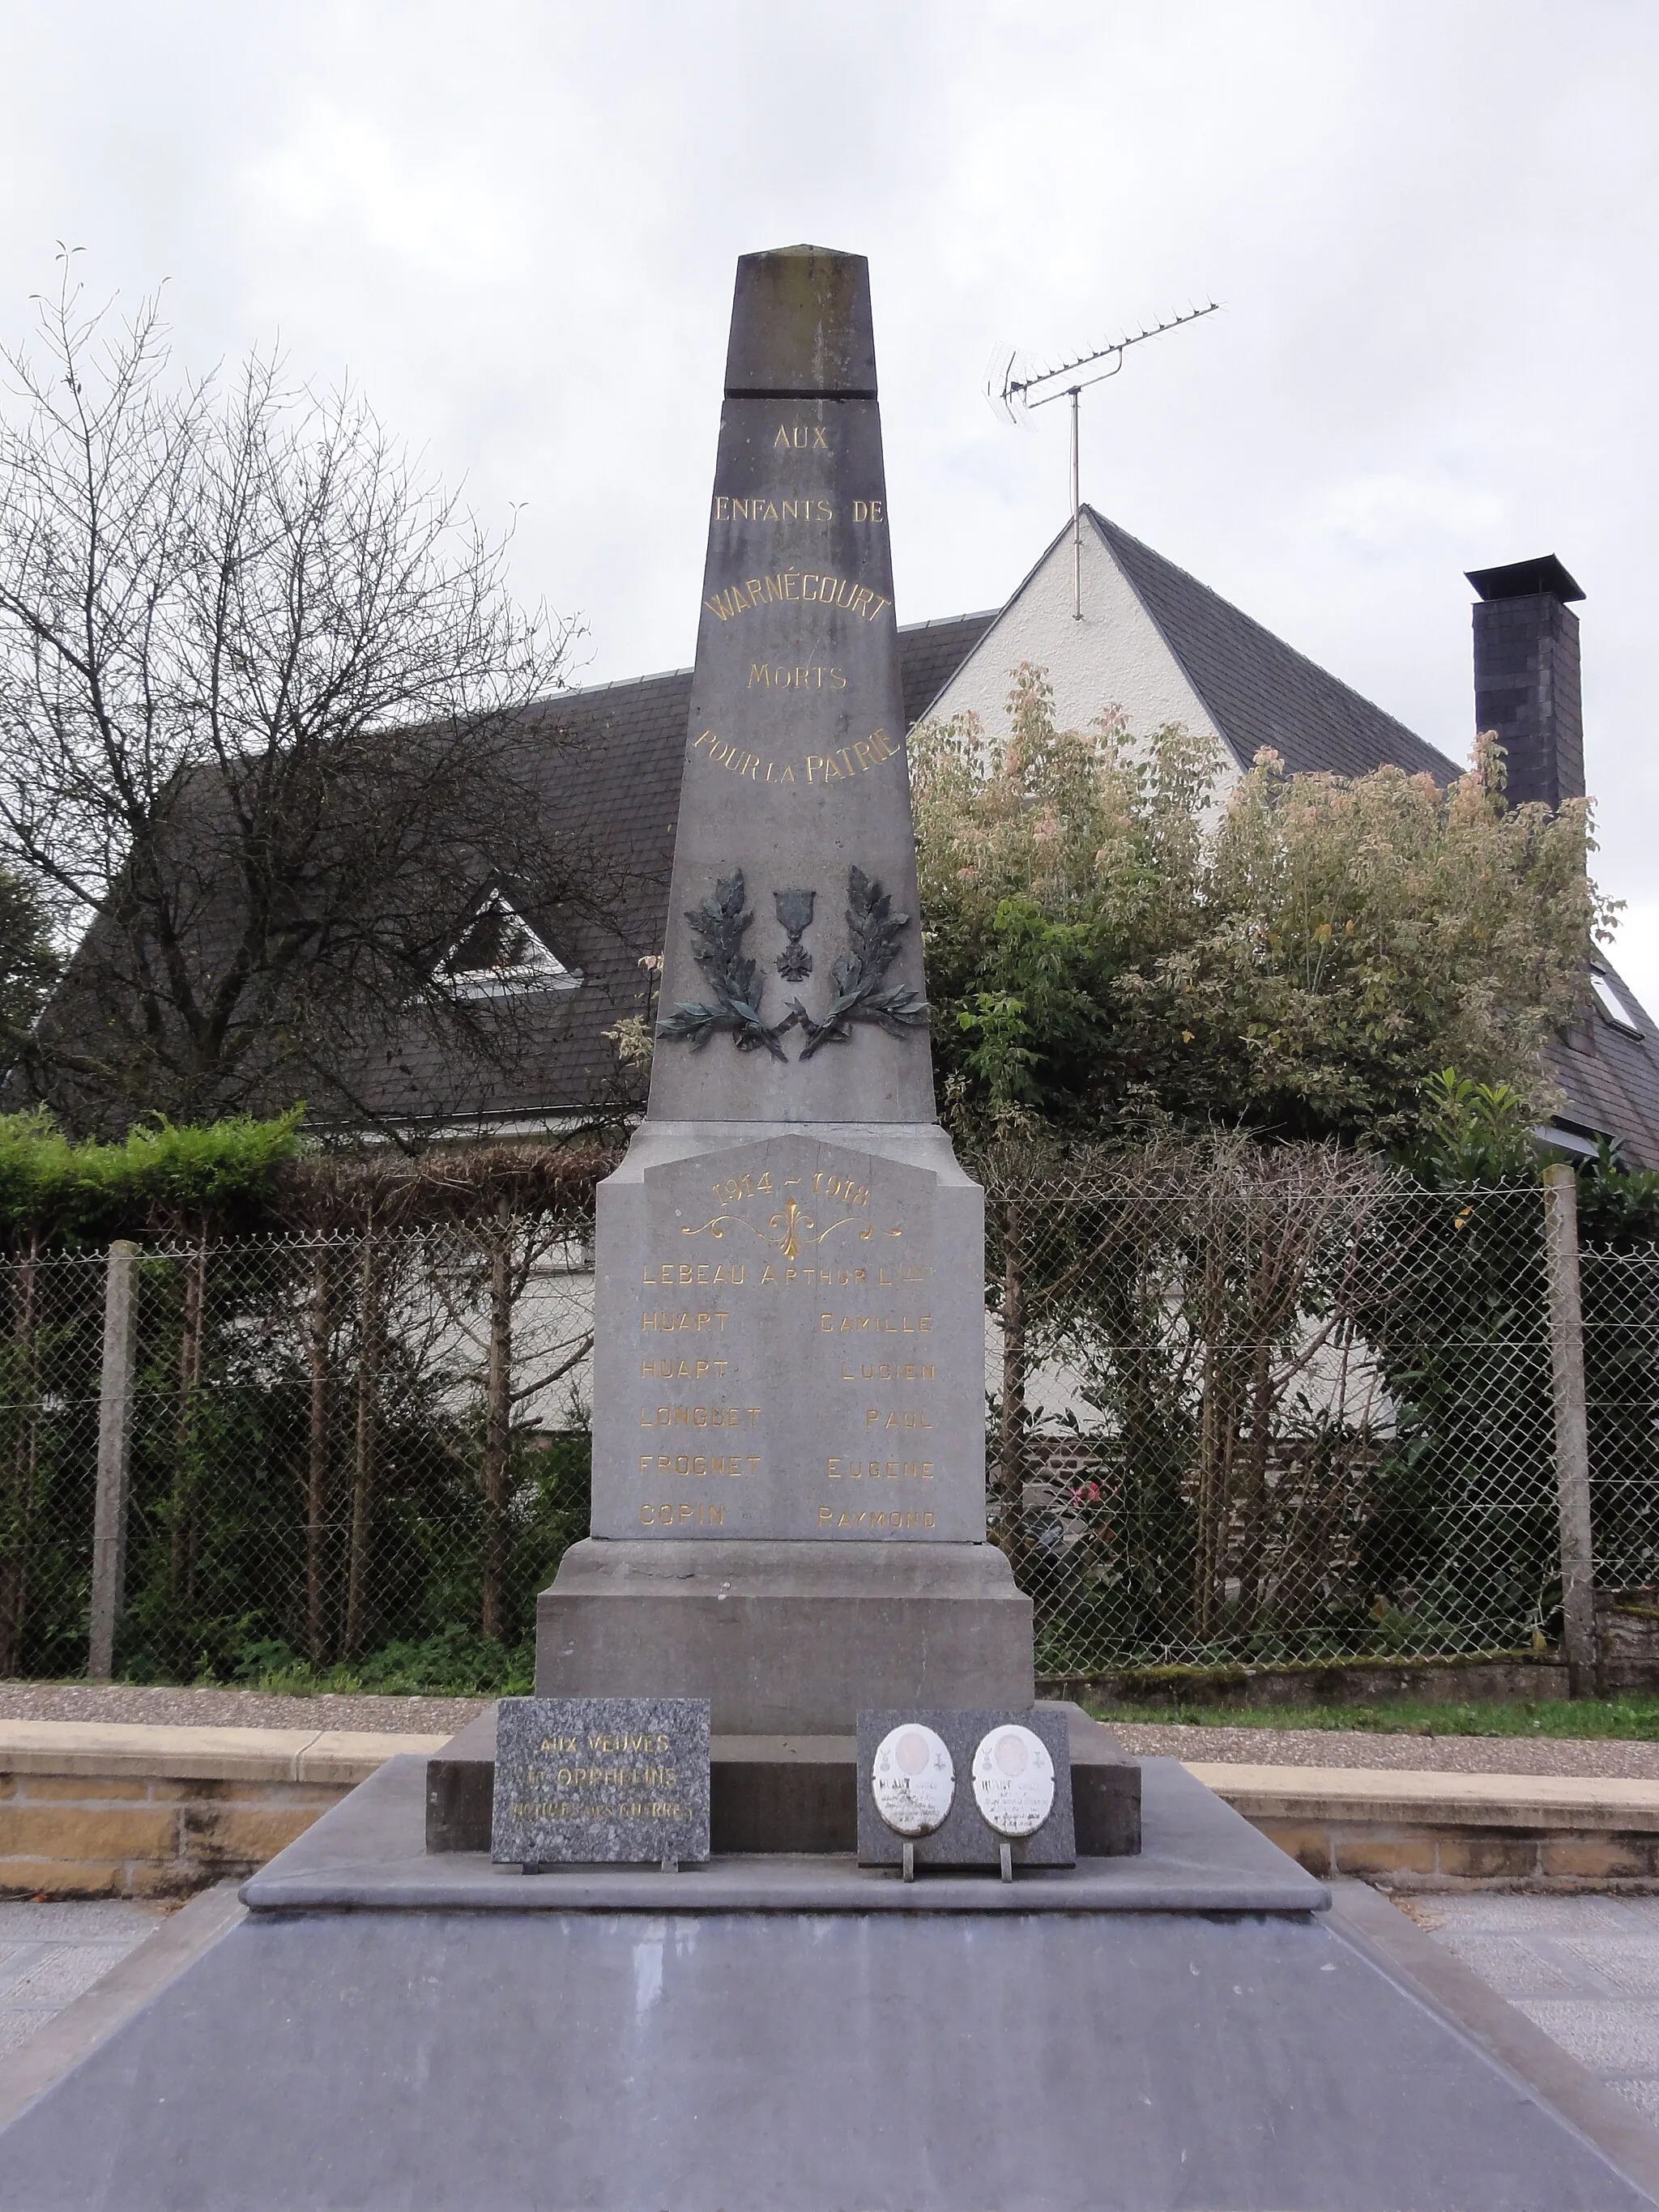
(491, 1696), (710, 1868)
(856, 1707), (1074, 1870)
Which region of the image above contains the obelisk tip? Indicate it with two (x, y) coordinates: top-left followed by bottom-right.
(724, 246), (876, 400)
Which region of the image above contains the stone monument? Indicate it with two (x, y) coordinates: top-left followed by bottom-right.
(537, 245), (1032, 1733)
(2, 249), (1647, 2212)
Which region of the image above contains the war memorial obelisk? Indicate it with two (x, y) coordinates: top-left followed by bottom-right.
(2, 252), (1654, 2212)
(538, 245), (1033, 1731)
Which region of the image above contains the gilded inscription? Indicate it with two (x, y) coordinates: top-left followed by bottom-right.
(639, 1404), (760, 1429)
(749, 663), (847, 689)
(702, 573), (892, 624)
(622, 1130), (961, 1545)
(774, 424), (830, 450)
(638, 1451), (754, 1475)
(713, 1169), (772, 1204)
(688, 724), (904, 791)
(714, 496), (833, 523)
(803, 729), (901, 783)
(817, 1506), (937, 1531)
(689, 727), (791, 784)
(510, 1796), (686, 1819)
(644, 1261), (746, 1286)
(819, 1312), (932, 1335)
(826, 1458), (936, 1479)
(682, 1190), (895, 1259)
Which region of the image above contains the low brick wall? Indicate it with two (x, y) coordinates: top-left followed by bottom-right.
(0, 1721), (449, 1899)
(8, 1726), (1659, 1897)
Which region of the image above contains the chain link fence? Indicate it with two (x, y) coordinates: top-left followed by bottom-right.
(0, 1225), (595, 1682)
(0, 1148), (1650, 1690)
(983, 1150), (1565, 1679)
(1581, 1246), (1659, 1605)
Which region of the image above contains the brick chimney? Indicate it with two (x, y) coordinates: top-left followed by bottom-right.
(1465, 554), (1586, 808)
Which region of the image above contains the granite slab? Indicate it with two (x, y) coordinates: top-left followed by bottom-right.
(491, 1695), (709, 1865)
(856, 1705), (1074, 1866)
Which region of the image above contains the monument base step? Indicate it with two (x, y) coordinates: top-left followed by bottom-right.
(535, 1536), (1033, 1734)
(2, 1757), (1655, 2209)
(423, 1699), (1141, 1857)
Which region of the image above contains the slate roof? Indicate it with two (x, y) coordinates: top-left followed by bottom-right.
(33, 507), (1659, 1166)
(1546, 974), (1659, 1171)
(327, 612), (998, 1134)
(1089, 510), (1465, 785)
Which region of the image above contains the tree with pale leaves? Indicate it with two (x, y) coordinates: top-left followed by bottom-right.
(911, 663), (1603, 1146)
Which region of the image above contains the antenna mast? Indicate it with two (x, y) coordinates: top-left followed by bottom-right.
(990, 300), (1219, 620)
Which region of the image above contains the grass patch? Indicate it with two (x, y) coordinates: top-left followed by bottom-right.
(1090, 1696), (1659, 1741)
(227, 1628), (533, 1699)
(116, 1626), (534, 1699)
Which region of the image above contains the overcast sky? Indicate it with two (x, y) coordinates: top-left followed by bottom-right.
(6, 2), (1657, 996)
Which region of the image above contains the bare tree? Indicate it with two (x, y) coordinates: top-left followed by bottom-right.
(0, 259), (584, 1132)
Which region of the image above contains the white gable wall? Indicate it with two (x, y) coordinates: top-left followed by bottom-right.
(920, 520), (1239, 802)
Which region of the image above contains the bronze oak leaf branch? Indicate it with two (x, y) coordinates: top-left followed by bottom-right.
(789, 867), (930, 1060)
(656, 871), (793, 1060)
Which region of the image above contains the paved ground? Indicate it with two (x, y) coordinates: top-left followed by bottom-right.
(0, 1900), (171, 2058)
(1108, 1720), (1659, 1779)
(1404, 1893), (1659, 2120)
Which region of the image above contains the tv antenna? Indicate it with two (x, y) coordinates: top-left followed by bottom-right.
(989, 300), (1220, 619)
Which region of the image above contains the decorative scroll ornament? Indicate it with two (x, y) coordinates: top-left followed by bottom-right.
(773, 889), (816, 981)
(655, 872), (792, 1059)
(787, 867), (930, 1059)
(658, 867), (928, 1063)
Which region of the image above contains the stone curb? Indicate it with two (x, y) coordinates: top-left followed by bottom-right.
(9, 1724), (1659, 1829)
(1185, 1761), (1659, 1834)
(0, 1718), (450, 1785)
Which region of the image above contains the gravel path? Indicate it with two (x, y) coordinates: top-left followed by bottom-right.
(0, 1682), (487, 1737)
(1106, 1720), (1659, 1779)
(7, 1684), (1659, 1776)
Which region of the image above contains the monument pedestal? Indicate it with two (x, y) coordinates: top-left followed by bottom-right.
(557, 1115), (1014, 1733)
(537, 1537), (1031, 1735)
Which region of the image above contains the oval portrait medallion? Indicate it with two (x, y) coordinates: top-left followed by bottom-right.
(870, 1723), (955, 1837)
(970, 1724), (1056, 1839)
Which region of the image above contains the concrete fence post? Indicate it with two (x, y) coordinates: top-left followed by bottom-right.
(88, 1239), (140, 1681)
(1542, 1164), (1597, 1694)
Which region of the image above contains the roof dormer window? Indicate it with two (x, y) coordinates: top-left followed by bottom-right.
(443, 892), (582, 999)
(1591, 965), (1643, 1037)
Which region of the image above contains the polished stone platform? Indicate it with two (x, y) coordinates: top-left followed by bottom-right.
(1, 1758), (1655, 2208)
(255, 1753), (1303, 1914)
